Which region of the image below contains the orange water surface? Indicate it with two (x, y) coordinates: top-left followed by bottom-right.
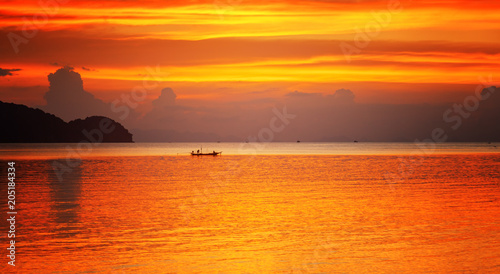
(0, 154), (499, 273)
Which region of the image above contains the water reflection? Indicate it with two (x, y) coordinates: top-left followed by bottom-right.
(48, 159), (82, 237)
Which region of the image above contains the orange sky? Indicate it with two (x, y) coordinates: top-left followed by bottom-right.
(1, 0), (500, 106)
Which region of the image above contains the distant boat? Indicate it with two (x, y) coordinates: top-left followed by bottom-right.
(297, 140), (301, 143)
(190, 147), (221, 156)
(191, 151), (222, 156)
(354, 140), (359, 143)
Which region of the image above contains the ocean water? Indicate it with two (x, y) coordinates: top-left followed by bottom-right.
(0, 142), (499, 159)
(0, 143), (499, 273)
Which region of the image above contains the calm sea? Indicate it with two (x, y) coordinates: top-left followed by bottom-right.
(0, 143), (499, 273)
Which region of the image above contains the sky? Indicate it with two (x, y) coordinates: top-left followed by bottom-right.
(1, 0), (500, 141)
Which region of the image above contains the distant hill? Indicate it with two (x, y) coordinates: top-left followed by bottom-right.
(0, 101), (133, 143)
(69, 116), (133, 143)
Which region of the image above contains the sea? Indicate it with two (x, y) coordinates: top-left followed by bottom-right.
(0, 142), (499, 273)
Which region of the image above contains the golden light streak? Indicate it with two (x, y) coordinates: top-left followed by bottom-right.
(2, 3), (499, 40)
(74, 63), (495, 85)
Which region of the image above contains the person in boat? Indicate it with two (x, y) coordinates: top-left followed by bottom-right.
(192, 151), (194, 154)
(197, 149), (200, 153)
(213, 150), (215, 154)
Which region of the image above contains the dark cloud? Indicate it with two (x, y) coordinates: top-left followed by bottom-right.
(41, 67), (113, 121)
(281, 86), (500, 142)
(286, 90), (321, 97)
(152, 88), (177, 107)
(49, 63), (75, 70)
(0, 68), (21, 77)
(138, 87), (278, 140)
(452, 86), (500, 142)
(128, 84), (500, 142)
(331, 88), (355, 103)
(22, 68), (498, 142)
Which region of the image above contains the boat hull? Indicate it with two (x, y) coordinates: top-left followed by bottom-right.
(190, 152), (222, 156)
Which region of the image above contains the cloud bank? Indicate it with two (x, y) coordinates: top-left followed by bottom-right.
(15, 67), (500, 142)
(0, 68), (21, 77)
(133, 86), (500, 142)
(40, 67), (138, 124)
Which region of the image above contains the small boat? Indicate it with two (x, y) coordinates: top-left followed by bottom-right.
(191, 151), (222, 156)
(190, 147), (222, 156)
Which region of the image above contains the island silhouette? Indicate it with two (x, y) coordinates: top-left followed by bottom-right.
(0, 101), (133, 143)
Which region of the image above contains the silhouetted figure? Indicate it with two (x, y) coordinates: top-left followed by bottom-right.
(197, 150), (200, 153)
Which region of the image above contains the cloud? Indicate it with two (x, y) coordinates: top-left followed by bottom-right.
(152, 87), (177, 107)
(331, 88), (355, 103)
(50, 63), (95, 72)
(29, 69), (499, 142)
(127, 84), (500, 142)
(454, 86), (500, 142)
(0, 68), (21, 77)
(141, 87), (181, 130)
(138, 87), (281, 140)
(286, 90), (321, 97)
(41, 67), (114, 121)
